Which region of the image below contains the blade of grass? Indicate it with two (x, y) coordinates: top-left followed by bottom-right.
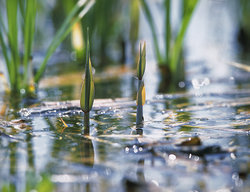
(23, 0), (37, 88)
(0, 12), (8, 36)
(6, 0), (20, 90)
(165, 0), (171, 64)
(34, 0), (95, 84)
(170, 0), (198, 73)
(140, 0), (163, 63)
(0, 30), (11, 81)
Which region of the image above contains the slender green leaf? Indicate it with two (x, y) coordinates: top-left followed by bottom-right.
(6, 0), (20, 89)
(34, 0), (95, 84)
(140, 0), (162, 63)
(170, 0), (198, 73)
(130, 0), (140, 43)
(0, 30), (10, 75)
(0, 12), (7, 36)
(23, 0), (37, 88)
(137, 41), (146, 80)
(81, 28), (94, 113)
(80, 75), (95, 113)
(165, 0), (171, 63)
(80, 58), (95, 113)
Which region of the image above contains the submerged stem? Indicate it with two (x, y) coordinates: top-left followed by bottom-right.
(136, 80), (143, 126)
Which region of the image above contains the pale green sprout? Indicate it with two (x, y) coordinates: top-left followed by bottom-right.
(80, 28), (95, 132)
(136, 41), (146, 126)
(137, 41), (146, 80)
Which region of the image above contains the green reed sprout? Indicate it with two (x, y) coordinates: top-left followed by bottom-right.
(136, 41), (146, 126)
(0, 0), (95, 96)
(80, 29), (95, 131)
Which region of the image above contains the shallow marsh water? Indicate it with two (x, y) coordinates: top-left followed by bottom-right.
(0, 79), (250, 191)
(0, 0), (250, 191)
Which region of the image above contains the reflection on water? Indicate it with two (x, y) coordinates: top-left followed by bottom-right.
(0, 0), (250, 191)
(1, 85), (250, 191)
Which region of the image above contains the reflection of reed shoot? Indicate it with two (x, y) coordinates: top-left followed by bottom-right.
(80, 28), (95, 133)
(136, 42), (146, 126)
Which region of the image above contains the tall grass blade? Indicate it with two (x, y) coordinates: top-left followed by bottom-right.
(23, 0), (37, 88)
(165, 0), (171, 63)
(170, 0), (198, 73)
(34, 0), (95, 84)
(130, 0), (140, 45)
(140, 0), (162, 63)
(6, 0), (20, 90)
(0, 29), (10, 76)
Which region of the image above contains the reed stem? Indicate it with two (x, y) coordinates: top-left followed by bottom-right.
(83, 112), (90, 135)
(136, 80), (143, 125)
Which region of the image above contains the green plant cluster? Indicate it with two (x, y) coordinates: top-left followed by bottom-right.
(80, 40), (147, 128)
(0, 0), (95, 95)
(140, 0), (199, 79)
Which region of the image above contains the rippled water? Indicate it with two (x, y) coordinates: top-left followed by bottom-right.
(0, 0), (250, 191)
(0, 84), (249, 191)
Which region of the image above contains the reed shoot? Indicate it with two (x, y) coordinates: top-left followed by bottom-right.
(136, 41), (146, 126)
(80, 28), (95, 132)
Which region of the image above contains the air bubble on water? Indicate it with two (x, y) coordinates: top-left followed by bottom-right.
(229, 76), (235, 81)
(194, 156), (199, 161)
(178, 81), (185, 88)
(230, 153), (236, 160)
(169, 154), (176, 161)
(192, 78), (210, 89)
(97, 110), (106, 115)
(134, 148), (138, 153)
(20, 108), (31, 117)
(20, 89), (26, 95)
(125, 147), (129, 153)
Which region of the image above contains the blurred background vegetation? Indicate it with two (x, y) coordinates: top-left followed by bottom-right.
(0, 0), (250, 101)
